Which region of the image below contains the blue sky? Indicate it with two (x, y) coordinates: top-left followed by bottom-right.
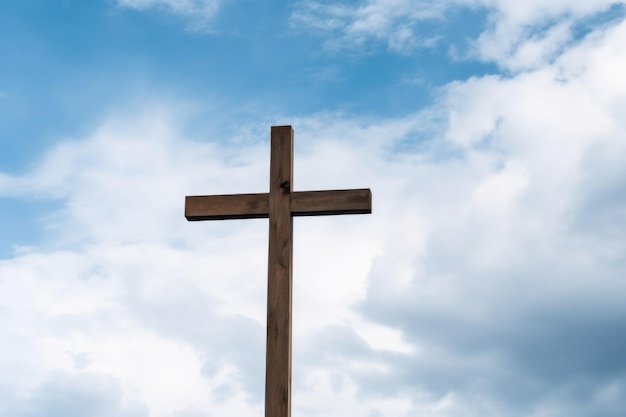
(0, 1), (492, 163)
(2, 1), (626, 416)
(0, 0), (495, 254)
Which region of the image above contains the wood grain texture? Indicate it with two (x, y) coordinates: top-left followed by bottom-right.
(185, 193), (269, 220)
(265, 125), (293, 417)
(292, 189), (372, 216)
(185, 189), (371, 220)
(184, 125), (373, 417)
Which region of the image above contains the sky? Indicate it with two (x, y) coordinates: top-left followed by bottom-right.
(1, 0), (626, 416)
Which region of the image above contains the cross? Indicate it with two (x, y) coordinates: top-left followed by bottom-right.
(185, 125), (372, 417)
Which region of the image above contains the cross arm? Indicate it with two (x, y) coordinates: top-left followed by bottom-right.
(185, 188), (372, 221)
(291, 188), (371, 216)
(185, 193), (269, 221)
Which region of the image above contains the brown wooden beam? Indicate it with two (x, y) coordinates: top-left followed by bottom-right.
(265, 125), (293, 417)
(291, 189), (372, 216)
(184, 125), (373, 417)
(185, 189), (371, 221)
(185, 193), (269, 221)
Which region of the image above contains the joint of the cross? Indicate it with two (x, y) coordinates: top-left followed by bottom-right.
(280, 181), (290, 191)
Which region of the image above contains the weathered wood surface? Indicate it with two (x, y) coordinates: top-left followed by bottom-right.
(185, 193), (268, 220)
(185, 189), (371, 220)
(184, 125), (372, 417)
(291, 189), (371, 216)
(266, 125), (293, 417)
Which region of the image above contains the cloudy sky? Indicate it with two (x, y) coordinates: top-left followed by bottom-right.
(2, 1), (626, 416)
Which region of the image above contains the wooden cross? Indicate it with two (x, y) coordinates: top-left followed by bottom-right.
(185, 125), (372, 417)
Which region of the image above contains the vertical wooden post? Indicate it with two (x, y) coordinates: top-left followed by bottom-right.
(185, 125), (372, 417)
(265, 126), (293, 417)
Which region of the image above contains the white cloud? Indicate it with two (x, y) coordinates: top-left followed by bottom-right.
(2, 14), (626, 417)
(291, 0), (626, 69)
(115, 0), (226, 30)
(358, 16), (626, 416)
(469, 0), (626, 70)
(290, 0), (449, 54)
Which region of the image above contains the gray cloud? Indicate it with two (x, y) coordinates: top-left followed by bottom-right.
(1, 10), (626, 417)
(5, 372), (147, 417)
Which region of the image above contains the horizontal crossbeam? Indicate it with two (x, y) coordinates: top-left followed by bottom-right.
(185, 188), (371, 221)
(185, 193), (269, 221)
(291, 189), (372, 216)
